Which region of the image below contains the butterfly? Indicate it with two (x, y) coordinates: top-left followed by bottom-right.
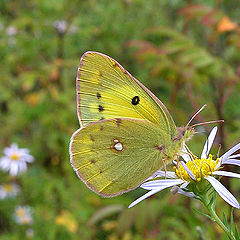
(69, 51), (195, 197)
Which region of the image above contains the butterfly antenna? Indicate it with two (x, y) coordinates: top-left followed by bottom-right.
(185, 104), (207, 128)
(191, 120), (224, 128)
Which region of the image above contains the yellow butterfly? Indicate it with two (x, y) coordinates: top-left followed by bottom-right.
(70, 51), (195, 197)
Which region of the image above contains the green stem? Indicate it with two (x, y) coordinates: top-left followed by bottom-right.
(207, 205), (235, 240)
(201, 195), (236, 240)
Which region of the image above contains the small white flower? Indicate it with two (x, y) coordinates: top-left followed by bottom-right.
(53, 20), (67, 34)
(0, 183), (20, 199)
(26, 228), (34, 238)
(0, 143), (34, 176)
(6, 26), (17, 36)
(14, 206), (33, 225)
(129, 126), (240, 208)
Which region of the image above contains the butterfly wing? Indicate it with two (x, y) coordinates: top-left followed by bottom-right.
(77, 51), (177, 138)
(70, 118), (181, 197)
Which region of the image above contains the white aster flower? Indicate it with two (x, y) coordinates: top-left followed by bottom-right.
(26, 228), (34, 238)
(0, 143), (34, 176)
(129, 126), (240, 208)
(14, 206), (33, 225)
(53, 20), (67, 34)
(6, 26), (17, 36)
(0, 183), (20, 199)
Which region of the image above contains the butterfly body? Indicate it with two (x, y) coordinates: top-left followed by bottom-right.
(70, 51), (194, 197)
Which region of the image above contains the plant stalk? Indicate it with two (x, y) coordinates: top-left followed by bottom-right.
(200, 194), (236, 240)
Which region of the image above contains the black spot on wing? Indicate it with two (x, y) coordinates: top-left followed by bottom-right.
(97, 92), (101, 99)
(98, 105), (104, 112)
(131, 96), (140, 105)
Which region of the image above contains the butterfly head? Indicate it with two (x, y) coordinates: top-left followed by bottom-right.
(175, 126), (195, 143)
(176, 104), (223, 143)
(184, 127), (195, 142)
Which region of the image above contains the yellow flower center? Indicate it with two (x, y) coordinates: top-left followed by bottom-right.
(22, 216), (31, 224)
(3, 184), (13, 192)
(10, 153), (20, 161)
(175, 154), (219, 182)
(16, 209), (26, 217)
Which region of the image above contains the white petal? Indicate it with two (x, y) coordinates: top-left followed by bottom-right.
(177, 188), (196, 198)
(154, 170), (177, 179)
(19, 149), (30, 155)
(180, 145), (191, 162)
(3, 147), (12, 156)
(141, 179), (184, 190)
(0, 191), (7, 199)
(201, 126), (218, 159)
(213, 171), (240, 179)
(221, 159), (240, 167)
(20, 153), (34, 163)
(0, 157), (11, 170)
(180, 161), (196, 180)
(229, 153), (240, 159)
(26, 155), (34, 163)
(144, 174), (155, 182)
(144, 170), (177, 181)
(9, 163), (19, 176)
(18, 162), (27, 173)
(172, 160), (177, 165)
(128, 189), (160, 208)
(180, 182), (189, 189)
(220, 143), (240, 163)
(11, 143), (19, 150)
(205, 176), (240, 209)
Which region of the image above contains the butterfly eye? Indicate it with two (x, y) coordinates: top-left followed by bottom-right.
(131, 96), (140, 105)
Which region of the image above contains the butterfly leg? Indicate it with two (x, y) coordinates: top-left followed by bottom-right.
(176, 154), (184, 180)
(176, 153), (180, 168)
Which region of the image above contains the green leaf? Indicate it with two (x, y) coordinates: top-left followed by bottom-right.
(209, 191), (217, 211)
(234, 225), (240, 240)
(230, 208), (234, 232)
(222, 212), (229, 228)
(193, 208), (214, 221)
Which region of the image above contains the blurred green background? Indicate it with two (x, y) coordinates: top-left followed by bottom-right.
(0, 0), (240, 239)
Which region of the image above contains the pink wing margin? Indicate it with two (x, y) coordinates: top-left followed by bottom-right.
(76, 51), (176, 132)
